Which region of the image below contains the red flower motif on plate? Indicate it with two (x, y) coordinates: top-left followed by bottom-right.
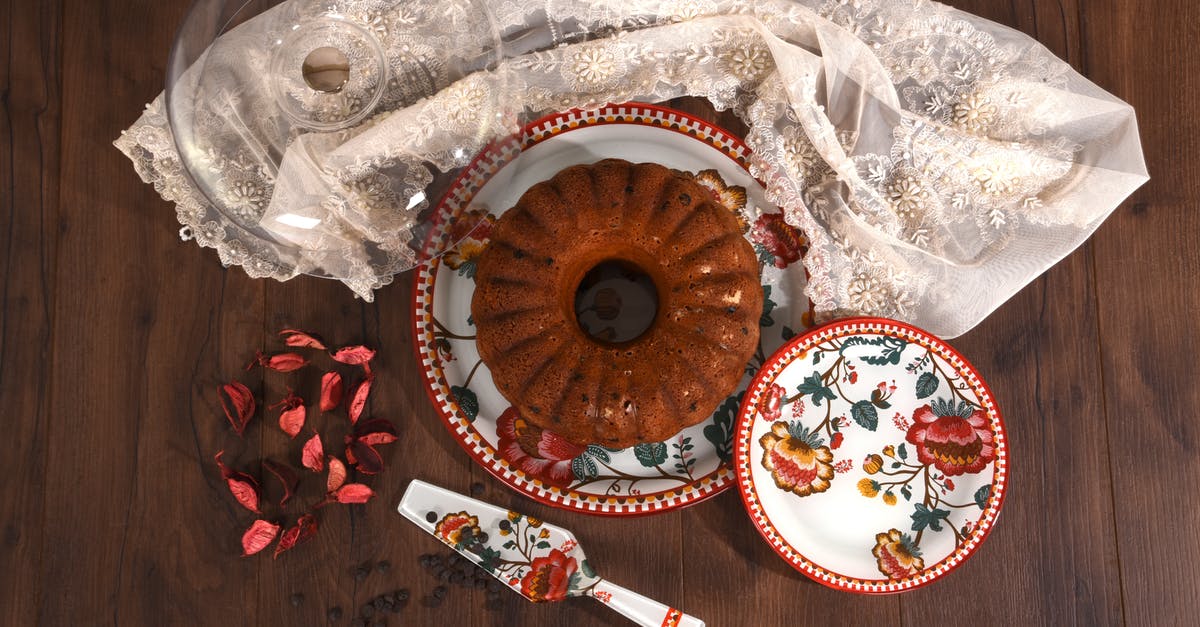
(751, 213), (807, 269)
(435, 512), (482, 546)
(872, 529), (925, 579)
(520, 549), (577, 602)
(759, 422), (834, 497)
(756, 384), (786, 422)
(905, 400), (996, 476)
(442, 208), (495, 272)
(496, 407), (587, 487)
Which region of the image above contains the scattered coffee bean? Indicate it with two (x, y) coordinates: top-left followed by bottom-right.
(289, 593), (304, 607)
(448, 554), (461, 567)
(418, 554), (434, 568)
(354, 565), (371, 582)
(425, 511), (437, 523)
(327, 606), (344, 621)
(469, 482), (485, 496)
(372, 596), (388, 611)
(396, 589), (410, 602)
(450, 572), (465, 585)
(377, 560), (392, 574)
(360, 604), (375, 619)
(433, 585), (447, 600)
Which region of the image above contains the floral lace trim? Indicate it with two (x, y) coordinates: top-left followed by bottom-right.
(116, 0), (1146, 334)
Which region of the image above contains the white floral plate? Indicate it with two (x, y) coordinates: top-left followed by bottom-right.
(413, 103), (814, 516)
(734, 317), (1008, 592)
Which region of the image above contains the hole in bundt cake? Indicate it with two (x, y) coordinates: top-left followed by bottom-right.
(573, 259), (658, 344)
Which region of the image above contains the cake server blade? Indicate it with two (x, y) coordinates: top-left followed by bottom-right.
(399, 480), (704, 627)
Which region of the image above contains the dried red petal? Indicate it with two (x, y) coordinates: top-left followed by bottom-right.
(347, 375), (373, 424)
(278, 329), (327, 350)
(278, 404), (306, 438)
(334, 484), (375, 504)
(241, 520), (281, 556)
(319, 371), (344, 412)
(330, 345), (376, 366)
(326, 457), (348, 493)
(247, 351), (309, 373)
(348, 441), (384, 475)
(302, 433), (325, 472)
(274, 514), (318, 559)
(358, 432), (397, 447)
(218, 382), (256, 436)
(262, 459), (300, 507)
(353, 417), (397, 439)
(215, 451), (261, 513)
(270, 390), (306, 438)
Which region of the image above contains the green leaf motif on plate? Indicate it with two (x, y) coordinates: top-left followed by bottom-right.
(458, 259), (478, 279)
(451, 385), (479, 422)
(478, 547), (502, 573)
(910, 503), (951, 532)
(797, 372), (836, 406)
(897, 443), (908, 460)
(781, 326), (796, 342)
(851, 401), (879, 431)
(633, 442), (668, 467)
(567, 571), (582, 592)
(571, 455), (598, 481)
(761, 285), (777, 327)
(581, 559), (596, 578)
(840, 336), (909, 365)
(754, 242), (775, 266)
(974, 484), (992, 509)
(916, 372), (939, 399)
(584, 444), (611, 464)
(536, 540), (551, 549)
(703, 392), (741, 463)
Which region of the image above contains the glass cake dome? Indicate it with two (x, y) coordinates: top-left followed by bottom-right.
(165, 0), (512, 283)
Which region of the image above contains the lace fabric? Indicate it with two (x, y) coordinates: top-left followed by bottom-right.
(115, 0), (1147, 337)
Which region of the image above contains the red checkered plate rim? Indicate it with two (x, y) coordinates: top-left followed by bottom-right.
(412, 103), (761, 516)
(733, 317), (1009, 593)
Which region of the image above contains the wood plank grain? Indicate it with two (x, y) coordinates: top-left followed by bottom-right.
(39, 0), (266, 623)
(0, 1), (59, 624)
(1084, 1), (1200, 624)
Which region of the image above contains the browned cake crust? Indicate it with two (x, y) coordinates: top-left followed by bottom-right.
(471, 159), (762, 447)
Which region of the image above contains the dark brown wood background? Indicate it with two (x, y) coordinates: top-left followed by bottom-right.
(2, 0), (1196, 625)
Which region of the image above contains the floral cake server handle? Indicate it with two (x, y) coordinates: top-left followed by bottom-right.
(399, 480), (704, 627)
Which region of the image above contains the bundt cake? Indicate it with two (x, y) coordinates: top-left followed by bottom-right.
(471, 159), (762, 448)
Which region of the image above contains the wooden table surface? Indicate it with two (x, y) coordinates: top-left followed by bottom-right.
(2, 0), (1196, 625)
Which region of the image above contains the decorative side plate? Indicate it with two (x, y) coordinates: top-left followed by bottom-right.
(413, 103), (814, 516)
(734, 317), (1007, 592)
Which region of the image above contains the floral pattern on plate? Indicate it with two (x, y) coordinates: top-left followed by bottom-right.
(432, 509), (600, 602)
(412, 103), (815, 515)
(734, 318), (1007, 593)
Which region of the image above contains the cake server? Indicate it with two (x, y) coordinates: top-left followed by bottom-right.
(399, 480), (704, 627)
